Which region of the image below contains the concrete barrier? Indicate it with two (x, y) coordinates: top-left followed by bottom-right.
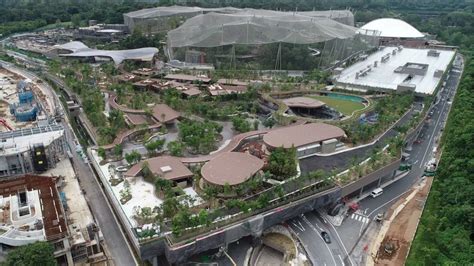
(341, 158), (401, 197)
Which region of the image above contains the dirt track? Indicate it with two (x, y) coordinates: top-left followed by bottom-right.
(375, 177), (433, 265)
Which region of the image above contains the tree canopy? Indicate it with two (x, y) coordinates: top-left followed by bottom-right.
(1, 241), (56, 266)
(267, 147), (298, 179)
(178, 120), (222, 154)
(407, 58), (474, 265)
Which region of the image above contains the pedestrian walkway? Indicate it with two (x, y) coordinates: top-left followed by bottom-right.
(350, 213), (370, 224)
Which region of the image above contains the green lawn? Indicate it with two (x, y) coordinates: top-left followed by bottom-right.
(310, 95), (365, 116)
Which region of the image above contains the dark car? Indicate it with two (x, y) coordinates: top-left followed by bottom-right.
(321, 231), (331, 244)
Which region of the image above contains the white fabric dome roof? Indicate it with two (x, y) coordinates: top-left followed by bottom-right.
(358, 18), (424, 38)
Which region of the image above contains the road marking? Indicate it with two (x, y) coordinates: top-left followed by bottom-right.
(421, 86), (451, 166)
(301, 216), (338, 266)
(364, 208), (368, 214)
(350, 213), (370, 225)
(292, 221), (305, 232)
(338, 254), (344, 265)
(316, 212), (354, 266)
(298, 221), (305, 231)
(368, 190), (407, 218)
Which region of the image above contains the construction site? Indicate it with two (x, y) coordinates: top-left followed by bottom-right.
(0, 61), (108, 264)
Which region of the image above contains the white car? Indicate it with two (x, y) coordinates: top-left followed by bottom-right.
(371, 188), (383, 198)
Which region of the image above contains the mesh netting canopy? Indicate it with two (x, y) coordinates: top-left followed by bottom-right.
(167, 10), (358, 48)
(124, 6), (242, 19)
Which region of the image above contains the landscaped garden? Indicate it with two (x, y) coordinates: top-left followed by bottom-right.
(342, 92), (415, 144)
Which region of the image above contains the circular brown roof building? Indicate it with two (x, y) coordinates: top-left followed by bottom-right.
(201, 152), (264, 186)
(263, 123), (345, 149)
(283, 97), (326, 109)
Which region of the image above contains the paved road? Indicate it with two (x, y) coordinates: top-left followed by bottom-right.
(0, 59), (137, 266)
(357, 56), (463, 220)
(62, 124), (137, 266)
(293, 54), (463, 266)
(290, 212), (352, 266)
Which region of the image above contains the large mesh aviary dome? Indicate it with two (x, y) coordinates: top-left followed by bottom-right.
(167, 10), (358, 48)
(123, 6), (355, 34)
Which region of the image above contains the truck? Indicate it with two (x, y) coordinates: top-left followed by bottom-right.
(424, 158), (437, 176)
(399, 163), (412, 171)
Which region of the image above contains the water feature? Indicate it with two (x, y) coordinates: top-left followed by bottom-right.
(325, 92), (366, 103)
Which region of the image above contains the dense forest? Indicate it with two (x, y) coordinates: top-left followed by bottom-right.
(0, 0), (152, 36)
(407, 59), (474, 265)
(0, 0), (472, 264)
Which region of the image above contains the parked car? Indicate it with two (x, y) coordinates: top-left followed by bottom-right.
(115, 165), (130, 172)
(321, 231), (331, 244)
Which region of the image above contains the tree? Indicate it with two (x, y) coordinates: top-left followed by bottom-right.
(253, 120), (259, 130)
(162, 197), (179, 219)
(263, 116), (276, 128)
(178, 120), (222, 154)
(71, 14), (82, 27)
(97, 147), (106, 160)
(268, 147), (298, 179)
(198, 209), (210, 226)
(108, 110), (126, 131)
(223, 182), (232, 195)
(407, 57), (474, 265)
(145, 139), (165, 155)
(231, 116), (252, 133)
(125, 150), (141, 165)
(113, 144), (123, 158)
(155, 177), (172, 193)
(167, 141), (184, 157)
(141, 161), (153, 181)
(2, 241), (56, 266)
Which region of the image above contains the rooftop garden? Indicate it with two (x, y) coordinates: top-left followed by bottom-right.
(310, 95), (366, 116)
(336, 136), (404, 185)
(178, 119), (223, 155)
(111, 83), (158, 110)
(342, 92), (415, 144)
(162, 88), (260, 121)
(56, 63), (132, 145)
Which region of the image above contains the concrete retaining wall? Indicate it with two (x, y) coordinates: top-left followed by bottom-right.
(341, 158), (401, 196)
(139, 187), (341, 263)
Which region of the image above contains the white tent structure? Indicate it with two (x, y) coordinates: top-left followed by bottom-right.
(51, 41), (158, 65)
(358, 18), (424, 38)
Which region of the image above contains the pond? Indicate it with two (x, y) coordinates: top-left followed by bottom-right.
(325, 92), (366, 103)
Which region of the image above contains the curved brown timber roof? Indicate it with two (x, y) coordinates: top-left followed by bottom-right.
(201, 152), (264, 186)
(283, 97), (326, 108)
(263, 123), (345, 149)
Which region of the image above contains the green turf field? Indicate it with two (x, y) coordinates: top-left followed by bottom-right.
(310, 95), (365, 116)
